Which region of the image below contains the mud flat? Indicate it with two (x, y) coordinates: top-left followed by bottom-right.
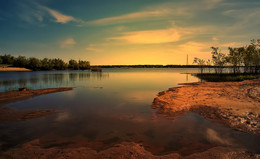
(152, 79), (260, 134)
(0, 87), (73, 123)
(0, 67), (31, 72)
(2, 139), (258, 159)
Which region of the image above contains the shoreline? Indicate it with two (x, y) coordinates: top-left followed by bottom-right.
(0, 67), (31, 72)
(0, 87), (73, 123)
(152, 79), (260, 135)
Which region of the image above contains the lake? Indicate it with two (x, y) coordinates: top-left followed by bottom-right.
(0, 68), (259, 155)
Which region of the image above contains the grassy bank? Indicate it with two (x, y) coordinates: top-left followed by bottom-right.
(193, 73), (260, 82)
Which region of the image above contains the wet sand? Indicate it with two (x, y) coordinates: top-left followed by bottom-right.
(0, 67), (31, 72)
(152, 79), (260, 134)
(0, 87), (73, 123)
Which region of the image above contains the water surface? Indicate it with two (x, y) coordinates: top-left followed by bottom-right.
(0, 68), (259, 155)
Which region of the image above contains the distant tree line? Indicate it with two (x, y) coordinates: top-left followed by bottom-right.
(0, 55), (90, 71)
(193, 39), (260, 74)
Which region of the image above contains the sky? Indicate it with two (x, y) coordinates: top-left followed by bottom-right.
(0, 0), (259, 65)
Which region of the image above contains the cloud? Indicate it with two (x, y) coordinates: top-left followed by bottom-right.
(45, 8), (76, 24)
(85, 47), (102, 53)
(219, 42), (243, 47)
(60, 38), (76, 48)
(88, 10), (170, 25)
(203, 0), (223, 9)
(85, 44), (103, 53)
(110, 28), (182, 44)
(17, 1), (77, 25)
(17, 2), (46, 25)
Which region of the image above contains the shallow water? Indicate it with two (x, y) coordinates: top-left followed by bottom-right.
(0, 68), (259, 155)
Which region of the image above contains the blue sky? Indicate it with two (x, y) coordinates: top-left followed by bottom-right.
(0, 0), (259, 65)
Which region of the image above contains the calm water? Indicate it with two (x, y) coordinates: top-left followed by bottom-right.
(0, 68), (259, 155)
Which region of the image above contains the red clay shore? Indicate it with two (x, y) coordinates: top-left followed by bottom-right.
(152, 79), (260, 135)
(2, 139), (258, 159)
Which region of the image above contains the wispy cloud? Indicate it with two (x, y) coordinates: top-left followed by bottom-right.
(17, 1), (78, 25)
(202, 0), (223, 9)
(87, 10), (170, 25)
(85, 44), (102, 53)
(45, 8), (76, 24)
(110, 28), (182, 44)
(60, 38), (76, 48)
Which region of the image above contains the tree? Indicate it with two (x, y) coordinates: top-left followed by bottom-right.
(211, 47), (227, 74)
(1, 54), (14, 64)
(249, 39), (260, 74)
(227, 47), (243, 74)
(69, 59), (79, 70)
(193, 57), (206, 73)
(51, 58), (68, 70)
(13, 56), (28, 67)
(78, 60), (90, 70)
(206, 59), (211, 72)
(41, 58), (53, 70)
(27, 57), (42, 70)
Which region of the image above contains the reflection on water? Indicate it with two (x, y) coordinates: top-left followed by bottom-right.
(0, 71), (109, 92)
(0, 68), (259, 155)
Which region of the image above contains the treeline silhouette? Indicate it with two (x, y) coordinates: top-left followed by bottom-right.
(0, 55), (90, 71)
(193, 39), (260, 74)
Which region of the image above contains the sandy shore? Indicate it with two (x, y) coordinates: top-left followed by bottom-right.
(152, 79), (260, 134)
(0, 87), (73, 123)
(0, 67), (31, 71)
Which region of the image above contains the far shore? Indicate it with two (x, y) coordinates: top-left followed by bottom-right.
(0, 67), (31, 72)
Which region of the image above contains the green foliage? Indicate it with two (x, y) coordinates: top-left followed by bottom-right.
(0, 54), (91, 71)
(227, 47), (243, 74)
(78, 60), (90, 70)
(51, 58), (68, 70)
(193, 39), (260, 75)
(0, 54), (14, 64)
(211, 47), (227, 74)
(28, 57), (42, 71)
(41, 58), (53, 70)
(69, 59), (79, 70)
(13, 56), (28, 67)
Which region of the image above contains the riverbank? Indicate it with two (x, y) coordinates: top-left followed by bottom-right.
(152, 79), (260, 134)
(0, 67), (31, 72)
(0, 87), (73, 123)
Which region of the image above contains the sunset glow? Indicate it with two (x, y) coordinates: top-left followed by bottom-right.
(0, 0), (259, 65)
